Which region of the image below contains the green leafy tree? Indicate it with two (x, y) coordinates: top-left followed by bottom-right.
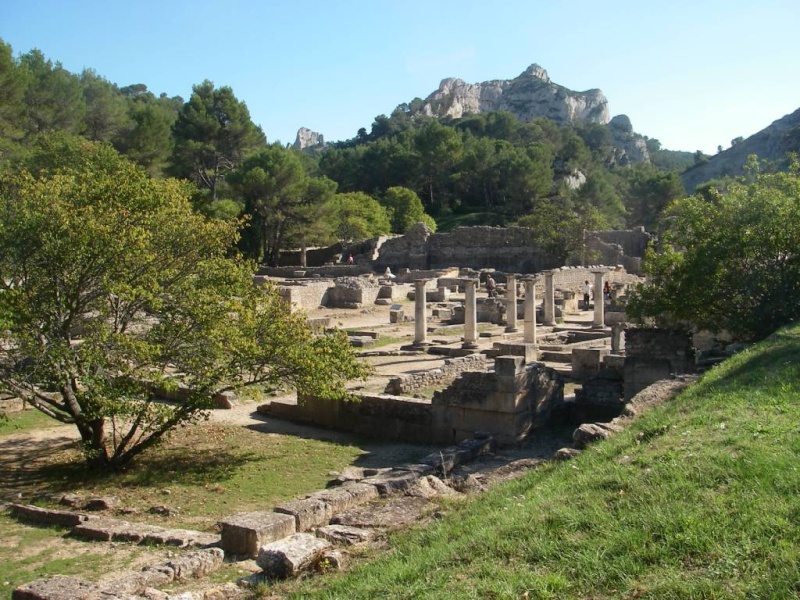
(621, 164), (685, 230)
(326, 192), (391, 242)
(170, 80), (265, 202)
(381, 186), (436, 233)
(0, 40), (26, 153)
(414, 120), (462, 213)
(80, 69), (131, 142)
(115, 97), (176, 177)
(229, 144), (337, 265)
(575, 171), (626, 228)
(627, 156), (800, 341)
(18, 49), (85, 136)
(0, 136), (367, 469)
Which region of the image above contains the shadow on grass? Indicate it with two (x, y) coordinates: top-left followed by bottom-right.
(243, 410), (441, 470)
(0, 430), (256, 499)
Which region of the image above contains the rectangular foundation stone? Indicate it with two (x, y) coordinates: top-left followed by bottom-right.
(274, 498), (333, 531)
(218, 511), (296, 557)
(256, 533), (332, 578)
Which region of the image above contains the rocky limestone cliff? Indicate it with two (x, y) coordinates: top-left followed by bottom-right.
(293, 127), (325, 150)
(420, 64), (610, 126)
(681, 107), (800, 193)
(608, 115), (650, 165)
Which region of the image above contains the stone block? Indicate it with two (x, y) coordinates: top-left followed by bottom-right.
(307, 482), (378, 514)
(256, 533), (332, 578)
(218, 511), (296, 557)
(316, 524), (376, 546)
(212, 391), (238, 409)
(572, 348), (611, 380)
(8, 504), (89, 528)
(361, 469), (420, 496)
(274, 498), (333, 531)
(11, 575), (107, 600)
(494, 355), (524, 377)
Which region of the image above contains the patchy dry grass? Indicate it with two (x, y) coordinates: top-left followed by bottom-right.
(0, 408), (434, 596)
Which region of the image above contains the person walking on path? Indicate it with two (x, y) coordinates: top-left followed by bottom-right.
(582, 280), (593, 310)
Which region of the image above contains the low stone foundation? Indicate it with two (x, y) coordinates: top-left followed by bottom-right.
(384, 354), (489, 395)
(264, 355), (564, 446)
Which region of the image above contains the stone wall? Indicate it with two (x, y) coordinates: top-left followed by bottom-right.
(573, 370), (625, 423)
(267, 356), (564, 445)
(624, 328), (696, 400)
(325, 278), (383, 308)
(592, 228), (652, 258)
(270, 226), (651, 277)
(431, 357), (565, 443)
(257, 264), (371, 278)
(384, 354), (489, 395)
(374, 225), (559, 273)
(276, 280), (335, 312)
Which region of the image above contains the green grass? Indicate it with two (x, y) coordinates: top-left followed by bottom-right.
(272, 322), (800, 599)
(0, 512), (149, 592)
(1, 416), (423, 530)
(0, 408), (63, 436)
(1, 407), (434, 598)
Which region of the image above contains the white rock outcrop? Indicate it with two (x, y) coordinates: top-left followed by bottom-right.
(420, 63), (609, 126)
(293, 127), (325, 150)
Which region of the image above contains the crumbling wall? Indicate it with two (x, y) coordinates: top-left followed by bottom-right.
(593, 228), (652, 258)
(276, 280), (334, 312)
(268, 356), (564, 445)
(384, 354), (489, 395)
(325, 278), (382, 308)
(373, 225), (558, 273)
(624, 328), (696, 400)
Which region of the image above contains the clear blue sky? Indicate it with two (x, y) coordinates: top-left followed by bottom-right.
(2, 0), (798, 154)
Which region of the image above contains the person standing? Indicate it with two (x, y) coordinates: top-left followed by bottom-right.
(582, 280), (592, 310)
(485, 274), (497, 298)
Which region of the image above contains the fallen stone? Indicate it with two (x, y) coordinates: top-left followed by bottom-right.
(555, 447), (582, 460)
(316, 524), (376, 546)
(362, 469), (420, 496)
(11, 575), (113, 600)
(72, 516), (218, 547)
(572, 421), (625, 448)
(273, 497), (333, 531)
(218, 511), (296, 557)
(333, 466), (366, 482)
(308, 482), (379, 513)
(407, 475), (460, 498)
(319, 549), (347, 571)
(450, 474), (487, 494)
(165, 547), (225, 581)
(8, 503), (89, 528)
(213, 391), (238, 409)
(331, 495), (433, 529)
(58, 494), (82, 508)
(256, 533), (332, 578)
(82, 495), (117, 511)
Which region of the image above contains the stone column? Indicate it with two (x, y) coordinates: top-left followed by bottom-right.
(611, 324), (625, 353)
(505, 274), (518, 333)
(543, 270), (556, 327)
(593, 270), (606, 328)
(413, 279), (429, 346)
(462, 278), (478, 349)
(523, 278), (537, 346)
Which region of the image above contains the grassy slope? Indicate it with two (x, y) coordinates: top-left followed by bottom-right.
(288, 323), (800, 599)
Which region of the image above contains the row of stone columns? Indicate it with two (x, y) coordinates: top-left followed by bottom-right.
(413, 270), (609, 348)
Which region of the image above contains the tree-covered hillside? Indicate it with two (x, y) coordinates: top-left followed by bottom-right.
(0, 37), (736, 266)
